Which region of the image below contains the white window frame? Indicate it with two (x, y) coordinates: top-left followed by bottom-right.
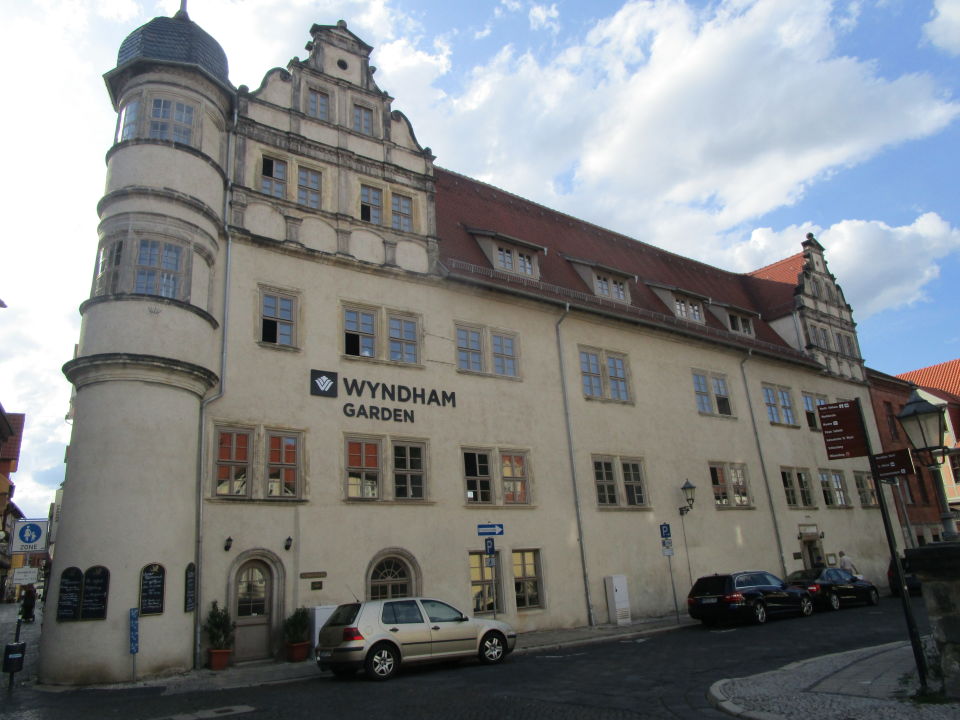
(709, 462), (751, 508)
(692, 371), (732, 416)
(307, 88), (330, 121)
(456, 324), (519, 378)
(463, 448), (532, 506)
(342, 305), (422, 365)
(802, 392), (828, 430)
(819, 469), (851, 507)
(297, 167), (321, 209)
(855, 472), (879, 507)
(579, 347), (631, 402)
(512, 549), (543, 610)
(266, 430), (301, 499)
(592, 455), (648, 508)
(391, 193), (413, 232)
(763, 384), (797, 425)
(360, 184), (383, 224)
(674, 296), (704, 323)
(260, 288), (298, 348)
(261, 156), (287, 198)
(353, 104), (374, 135)
(148, 96), (195, 145)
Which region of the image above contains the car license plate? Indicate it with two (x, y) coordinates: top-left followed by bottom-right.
(319, 651), (332, 659)
(701, 598), (717, 604)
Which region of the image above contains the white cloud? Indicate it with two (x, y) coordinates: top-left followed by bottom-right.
(529, 4), (560, 33)
(727, 214), (960, 320)
(924, 0), (960, 55)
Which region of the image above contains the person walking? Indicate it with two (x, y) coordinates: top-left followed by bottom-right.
(838, 551), (858, 575)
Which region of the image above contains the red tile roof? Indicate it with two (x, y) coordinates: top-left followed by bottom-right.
(434, 167), (814, 366)
(897, 358), (960, 398)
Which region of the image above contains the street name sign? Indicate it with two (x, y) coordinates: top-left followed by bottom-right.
(873, 448), (915, 483)
(817, 401), (869, 460)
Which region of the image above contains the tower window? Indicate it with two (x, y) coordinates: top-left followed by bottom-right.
(149, 98), (194, 144)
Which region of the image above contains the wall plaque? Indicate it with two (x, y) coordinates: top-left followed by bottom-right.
(81, 566), (110, 620)
(139, 564), (165, 616)
(56, 567), (83, 621)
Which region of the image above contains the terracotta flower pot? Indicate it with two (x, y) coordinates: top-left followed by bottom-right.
(208, 648), (232, 670)
(286, 640), (311, 662)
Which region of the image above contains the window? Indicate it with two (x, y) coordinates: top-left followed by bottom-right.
(297, 168), (321, 209)
(347, 439), (381, 499)
(496, 247), (514, 271)
(763, 385), (796, 425)
(802, 393), (827, 429)
(457, 327), (483, 372)
(344, 307), (375, 357)
(149, 98), (194, 144)
(393, 443), (424, 500)
(692, 372), (732, 416)
(513, 550), (542, 609)
(596, 276), (610, 296)
(883, 401), (900, 440)
(855, 472), (878, 507)
(730, 314), (753, 335)
(134, 239), (184, 299)
(710, 462), (751, 507)
(819, 469), (850, 507)
(674, 297), (704, 322)
(579, 347), (630, 402)
(456, 324), (519, 377)
(780, 468), (814, 508)
(360, 185), (382, 223)
(117, 99), (139, 142)
(469, 551), (501, 614)
(261, 157), (287, 198)
(369, 558), (410, 599)
(391, 194), (413, 232)
(463, 449), (531, 505)
(307, 89), (329, 121)
(215, 429), (251, 497)
(491, 333), (517, 377)
(95, 240), (124, 295)
(464, 451), (491, 503)
(518, 253), (534, 275)
(612, 280), (626, 300)
(261, 290), (296, 346)
(267, 433), (299, 497)
(592, 456), (647, 507)
(501, 453), (528, 504)
(353, 104), (373, 135)
(388, 315), (418, 363)
(951, 455), (960, 485)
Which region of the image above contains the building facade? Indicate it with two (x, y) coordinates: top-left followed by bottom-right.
(41, 12), (892, 684)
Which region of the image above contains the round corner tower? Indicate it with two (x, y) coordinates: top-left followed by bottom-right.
(40, 8), (233, 684)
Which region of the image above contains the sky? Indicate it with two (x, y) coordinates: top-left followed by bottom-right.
(1, 0), (959, 519)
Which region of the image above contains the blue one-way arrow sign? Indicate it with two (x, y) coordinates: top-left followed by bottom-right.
(477, 523), (504, 536)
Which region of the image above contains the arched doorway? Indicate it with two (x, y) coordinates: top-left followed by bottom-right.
(366, 549), (422, 600)
(233, 559), (272, 661)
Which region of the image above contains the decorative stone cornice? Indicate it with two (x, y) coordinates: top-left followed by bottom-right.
(63, 353), (219, 397)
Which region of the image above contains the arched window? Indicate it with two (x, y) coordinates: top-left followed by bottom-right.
(369, 557), (411, 599)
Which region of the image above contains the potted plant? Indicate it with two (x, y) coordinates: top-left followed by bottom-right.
(283, 607), (311, 662)
(203, 600), (235, 670)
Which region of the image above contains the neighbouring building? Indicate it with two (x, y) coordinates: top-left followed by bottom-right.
(0, 404), (25, 602)
(896, 359), (960, 515)
(41, 11), (893, 684)
(866, 368), (947, 546)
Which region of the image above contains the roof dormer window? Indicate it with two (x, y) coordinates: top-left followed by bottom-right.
(469, 228), (545, 280)
(596, 276), (610, 296)
(674, 296), (704, 323)
(730, 314), (753, 335)
(496, 246), (514, 271)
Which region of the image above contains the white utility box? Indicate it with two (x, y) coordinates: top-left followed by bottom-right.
(604, 574), (631, 626)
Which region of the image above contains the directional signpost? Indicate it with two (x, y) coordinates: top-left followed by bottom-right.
(477, 523), (504, 536)
(477, 525), (503, 618)
(874, 448), (915, 485)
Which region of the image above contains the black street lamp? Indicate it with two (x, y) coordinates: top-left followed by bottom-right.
(679, 480), (696, 515)
(896, 390), (958, 540)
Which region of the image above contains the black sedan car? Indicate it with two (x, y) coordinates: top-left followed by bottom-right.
(687, 571), (814, 625)
(786, 567), (880, 610)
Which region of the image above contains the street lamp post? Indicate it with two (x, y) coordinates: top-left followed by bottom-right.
(896, 390), (958, 541)
(678, 480), (696, 586)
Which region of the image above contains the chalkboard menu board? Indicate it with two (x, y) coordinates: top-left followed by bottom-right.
(81, 566), (110, 620)
(184, 563), (197, 613)
(56, 567), (83, 621)
(140, 564), (165, 615)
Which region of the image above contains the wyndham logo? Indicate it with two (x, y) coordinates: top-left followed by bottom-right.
(310, 370), (338, 397)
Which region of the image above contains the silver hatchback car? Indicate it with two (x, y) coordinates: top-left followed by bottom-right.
(316, 597), (517, 680)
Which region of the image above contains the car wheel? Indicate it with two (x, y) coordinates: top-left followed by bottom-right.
(365, 643), (399, 681)
(828, 592), (840, 611)
(867, 588), (879, 606)
(479, 631), (507, 664)
(799, 596), (814, 617)
(330, 665), (356, 678)
(752, 601), (767, 625)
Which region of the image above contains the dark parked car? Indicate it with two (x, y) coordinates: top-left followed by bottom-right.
(888, 557), (922, 596)
(687, 571), (813, 625)
(786, 567), (879, 610)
